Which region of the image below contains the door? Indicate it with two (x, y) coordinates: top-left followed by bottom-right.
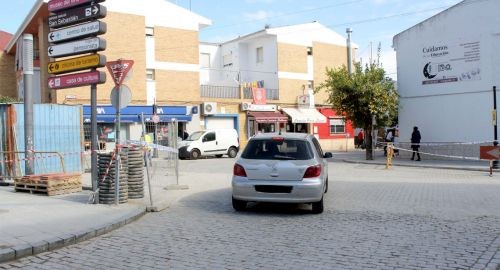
(200, 131), (218, 155)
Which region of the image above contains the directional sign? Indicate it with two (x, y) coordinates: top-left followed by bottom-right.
(106, 60), (134, 86)
(48, 37), (106, 58)
(480, 146), (500, 160)
(49, 4), (106, 29)
(49, 21), (106, 43)
(48, 0), (105, 12)
(48, 71), (106, 90)
(48, 54), (106, 75)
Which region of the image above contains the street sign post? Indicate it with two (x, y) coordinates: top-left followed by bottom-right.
(49, 21), (106, 43)
(47, 0), (107, 204)
(48, 70), (106, 89)
(48, 37), (106, 58)
(48, 54), (106, 74)
(48, 4), (106, 29)
(48, 0), (105, 12)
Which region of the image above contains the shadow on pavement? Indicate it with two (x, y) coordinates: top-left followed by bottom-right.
(178, 187), (314, 216)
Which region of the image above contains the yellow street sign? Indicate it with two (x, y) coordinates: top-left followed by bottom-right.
(48, 54), (106, 75)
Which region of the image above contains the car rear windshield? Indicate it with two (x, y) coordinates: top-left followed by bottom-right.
(241, 139), (314, 160)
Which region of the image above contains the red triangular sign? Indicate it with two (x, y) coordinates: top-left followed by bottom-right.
(106, 59), (134, 86)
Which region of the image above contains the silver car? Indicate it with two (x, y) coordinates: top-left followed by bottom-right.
(232, 132), (332, 214)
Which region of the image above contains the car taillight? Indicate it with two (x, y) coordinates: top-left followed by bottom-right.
(233, 164), (247, 177)
(303, 164), (321, 178)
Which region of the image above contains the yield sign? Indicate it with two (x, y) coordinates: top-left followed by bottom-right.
(106, 59), (134, 87)
(480, 146), (500, 160)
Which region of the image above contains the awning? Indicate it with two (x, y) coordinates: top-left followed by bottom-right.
(247, 111), (288, 123)
(83, 114), (192, 123)
(281, 108), (327, 124)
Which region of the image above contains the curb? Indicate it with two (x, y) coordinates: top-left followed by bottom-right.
(0, 207), (146, 264)
(340, 159), (500, 172)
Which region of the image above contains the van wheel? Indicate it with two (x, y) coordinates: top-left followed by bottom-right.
(228, 147), (238, 158)
(215, 154), (223, 158)
(190, 149), (201, 160)
(311, 197), (324, 214)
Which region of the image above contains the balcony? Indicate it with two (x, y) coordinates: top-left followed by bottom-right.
(201, 85), (279, 100)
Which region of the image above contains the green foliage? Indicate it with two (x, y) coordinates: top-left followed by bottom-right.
(0, 96), (19, 103)
(317, 62), (398, 129)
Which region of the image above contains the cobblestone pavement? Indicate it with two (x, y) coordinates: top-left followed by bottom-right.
(1, 160), (500, 270)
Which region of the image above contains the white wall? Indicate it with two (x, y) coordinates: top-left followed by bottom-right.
(394, 0), (500, 143)
(239, 36), (278, 89)
(199, 43), (222, 84)
(104, 0), (211, 31)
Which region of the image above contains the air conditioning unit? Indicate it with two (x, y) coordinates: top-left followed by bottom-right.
(201, 102), (217, 115)
(241, 102), (251, 111)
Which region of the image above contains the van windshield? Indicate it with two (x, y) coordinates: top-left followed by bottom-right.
(186, 131), (204, 141)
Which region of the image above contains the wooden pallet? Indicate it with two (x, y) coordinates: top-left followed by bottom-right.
(14, 173), (82, 196)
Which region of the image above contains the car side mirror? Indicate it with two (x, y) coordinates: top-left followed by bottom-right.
(323, 152), (333, 158)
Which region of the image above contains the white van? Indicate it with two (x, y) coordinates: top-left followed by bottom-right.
(178, 129), (239, 159)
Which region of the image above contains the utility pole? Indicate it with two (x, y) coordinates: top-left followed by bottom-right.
(493, 86), (498, 169)
(346, 28), (353, 74)
(23, 34), (35, 175)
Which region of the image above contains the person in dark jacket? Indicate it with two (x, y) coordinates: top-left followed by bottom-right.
(411, 126), (421, 161)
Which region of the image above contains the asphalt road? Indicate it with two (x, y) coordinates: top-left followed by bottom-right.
(1, 158), (500, 269)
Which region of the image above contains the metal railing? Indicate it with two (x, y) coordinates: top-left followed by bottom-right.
(201, 85), (240, 99)
(0, 151), (66, 180)
(201, 85), (280, 100)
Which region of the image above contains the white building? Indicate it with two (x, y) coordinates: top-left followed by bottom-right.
(393, 0), (500, 151)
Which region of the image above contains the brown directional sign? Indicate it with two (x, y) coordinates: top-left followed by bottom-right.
(49, 4), (106, 29)
(48, 54), (106, 75)
(480, 146), (500, 160)
(48, 0), (105, 13)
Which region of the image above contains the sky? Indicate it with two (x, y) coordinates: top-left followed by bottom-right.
(0, 0), (463, 80)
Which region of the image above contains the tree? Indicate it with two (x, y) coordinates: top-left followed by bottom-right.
(317, 62), (398, 160)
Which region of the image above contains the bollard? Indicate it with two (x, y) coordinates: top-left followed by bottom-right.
(386, 142), (394, 169)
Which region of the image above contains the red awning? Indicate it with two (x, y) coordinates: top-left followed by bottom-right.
(247, 111), (288, 123)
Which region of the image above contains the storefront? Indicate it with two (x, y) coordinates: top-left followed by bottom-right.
(82, 105), (192, 150)
(281, 107), (327, 134)
(246, 111), (288, 137)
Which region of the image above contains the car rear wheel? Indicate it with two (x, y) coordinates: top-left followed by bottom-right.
(232, 197), (246, 211)
(311, 197), (324, 214)
(190, 149), (201, 160)
(228, 147), (238, 158)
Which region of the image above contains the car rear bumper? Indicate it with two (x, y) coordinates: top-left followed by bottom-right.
(232, 177), (324, 203)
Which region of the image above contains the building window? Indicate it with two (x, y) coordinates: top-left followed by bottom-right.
(200, 53), (211, 68)
(145, 27), (154, 37)
(329, 117), (345, 134)
(307, 47), (313, 56)
(146, 69), (155, 80)
(256, 47), (264, 63)
(223, 53), (232, 67)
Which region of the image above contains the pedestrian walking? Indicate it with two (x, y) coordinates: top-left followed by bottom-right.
(357, 129), (364, 149)
(411, 126), (421, 161)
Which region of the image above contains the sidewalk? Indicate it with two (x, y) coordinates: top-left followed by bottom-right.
(332, 148), (498, 172)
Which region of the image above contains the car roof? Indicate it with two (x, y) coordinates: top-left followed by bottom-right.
(250, 132), (311, 140)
